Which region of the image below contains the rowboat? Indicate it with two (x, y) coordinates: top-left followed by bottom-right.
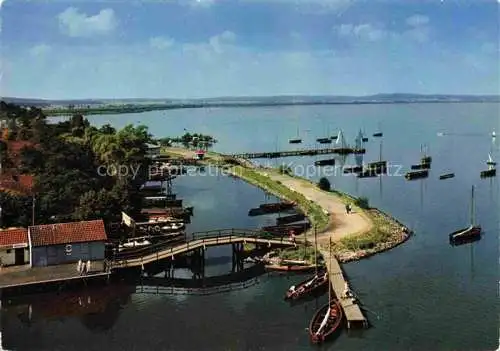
(308, 299), (343, 344)
(439, 173), (455, 180)
(284, 271), (328, 300)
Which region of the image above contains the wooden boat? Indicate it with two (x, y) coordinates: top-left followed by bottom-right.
(439, 173), (455, 180)
(421, 156), (432, 164)
(260, 202), (295, 211)
(411, 163), (431, 170)
(330, 135), (338, 140)
(372, 132), (382, 137)
(276, 213), (306, 225)
(362, 137), (368, 142)
(284, 227), (328, 300)
(290, 126), (302, 144)
(486, 153), (496, 166)
(480, 168), (496, 178)
(343, 165), (363, 174)
(405, 170), (428, 180)
(316, 137), (332, 144)
(309, 300), (343, 344)
(262, 222), (311, 235)
(308, 238), (343, 344)
(285, 271), (328, 300)
(449, 185), (481, 243)
(315, 159), (336, 166)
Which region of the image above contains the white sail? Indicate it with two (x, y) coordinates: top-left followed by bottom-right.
(315, 307), (331, 335)
(335, 130), (341, 145)
(488, 153), (493, 163)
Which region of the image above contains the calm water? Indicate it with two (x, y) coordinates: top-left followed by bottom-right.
(3, 103), (499, 350)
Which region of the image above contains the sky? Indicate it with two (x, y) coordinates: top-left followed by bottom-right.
(0, 0), (499, 99)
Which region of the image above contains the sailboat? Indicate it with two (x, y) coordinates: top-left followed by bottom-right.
(487, 153), (496, 166)
(373, 123), (383, 137)
(317, 125), (332, 144)
(449, 185), (481, 243)
(308, 239), (343, 344)
(284, 227), (328, 301)
(367, 139), (387, 174)
(289, 126), (302, 144)
(421, 144), (432, 164)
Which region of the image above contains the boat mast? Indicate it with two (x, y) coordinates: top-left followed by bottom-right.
(314, 225), (318, 276)
(470, 185), (475, 226)
(379, 139), (383, 162)
(328, 238), (332, 302)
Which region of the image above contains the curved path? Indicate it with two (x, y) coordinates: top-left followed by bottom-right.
(163, 147), (373, 244)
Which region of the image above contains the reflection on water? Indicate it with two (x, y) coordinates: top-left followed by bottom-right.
(1, 284), (135, 350)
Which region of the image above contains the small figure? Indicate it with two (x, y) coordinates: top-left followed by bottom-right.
(87, 260), (91, 274)
(345, 203), (349, 214)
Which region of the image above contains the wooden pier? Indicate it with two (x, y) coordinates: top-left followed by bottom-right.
(111, 229), (295, 269)
(228, 147), (366, 159)
(0, 261), (110, 293)
(320, 248), (369, 329)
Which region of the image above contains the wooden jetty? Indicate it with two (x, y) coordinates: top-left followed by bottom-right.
(320, 249), (368, 329)
(229, 147), (366, 159)
(110, 229), (295, 269)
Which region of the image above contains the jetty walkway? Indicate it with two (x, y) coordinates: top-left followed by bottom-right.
(111, 229), (295, 269)
(229, 147), (365, 159)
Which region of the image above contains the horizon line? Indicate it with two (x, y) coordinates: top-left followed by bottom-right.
(2, 92), (500, 102)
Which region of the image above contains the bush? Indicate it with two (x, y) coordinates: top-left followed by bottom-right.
(355, 196), (370, 209)
(278, 164), (292, 175)
(317, 177), (331, 191)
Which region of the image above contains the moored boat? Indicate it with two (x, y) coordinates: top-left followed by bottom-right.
(486, 153), (496, 166)
(411, 163), (431, 170)
(316, 137), (332, 144)
(289, 138), (302, 144)
(343, 165), (363, 174)
(449, 185), (481, 243)
(308, 300), (343, 344)
(285, 271), (328, 300)
(405, 170), (428, 180)
(480, 168), (496, 178)
(308, 238), (343, 344)
(315, 159), (336, 166)
(439, 173), (455, 180)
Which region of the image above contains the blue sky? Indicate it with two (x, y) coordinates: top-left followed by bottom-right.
(1, 0), (499, 99)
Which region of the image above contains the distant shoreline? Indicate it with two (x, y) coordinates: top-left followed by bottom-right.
(43, 99), (500, 116)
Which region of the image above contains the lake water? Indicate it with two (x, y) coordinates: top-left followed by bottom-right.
(2, 103), (499, 350)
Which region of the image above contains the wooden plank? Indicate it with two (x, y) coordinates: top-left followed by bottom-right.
(112, 235), (295, 268)
(319, 249), (368, 328)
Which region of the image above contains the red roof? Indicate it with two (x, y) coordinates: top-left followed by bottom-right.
(0, 228), (28, 248)
(0, 172), (34, 195)
(29, 220), (107, 247)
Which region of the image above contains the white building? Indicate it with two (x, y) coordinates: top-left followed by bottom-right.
(146, 143), (161, 159)
(0, 227), (29, 266)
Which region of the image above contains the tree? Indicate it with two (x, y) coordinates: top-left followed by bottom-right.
(317, 177), (331, 191)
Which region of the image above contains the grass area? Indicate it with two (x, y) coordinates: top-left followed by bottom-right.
(338, 211), (394, 251)
(276, 246), (324, 264)
(228, 165), (329, 231)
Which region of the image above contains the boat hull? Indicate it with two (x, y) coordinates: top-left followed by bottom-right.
(405, 170), (429, 180)
(480, 169), (496, 178)
(308, 300), (343, 344)
(449, 225), (481, 242)
(284, 271), (328, 301)
(439, 173), (455, 180)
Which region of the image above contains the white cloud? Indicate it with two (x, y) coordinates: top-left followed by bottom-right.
(58, 7), (117, 37)
(241, 0), (352, 14)
(29, 44), (51, 56)
(149, 36), (175, 50)
(335, 23), (387, 41)
(404, 26), (430, 43)
(406, 15), (429, 27)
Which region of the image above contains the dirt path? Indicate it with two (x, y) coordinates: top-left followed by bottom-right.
(162, 147), (373, 243)
(262, 171), (373, 244)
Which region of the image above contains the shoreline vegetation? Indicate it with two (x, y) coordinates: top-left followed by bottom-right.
(43, 99), (499, 116)
(20, 93), (498, 116)
(162, 147), (412, 265)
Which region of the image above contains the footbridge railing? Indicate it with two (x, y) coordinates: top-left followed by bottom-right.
(111, 228), (294, 268)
